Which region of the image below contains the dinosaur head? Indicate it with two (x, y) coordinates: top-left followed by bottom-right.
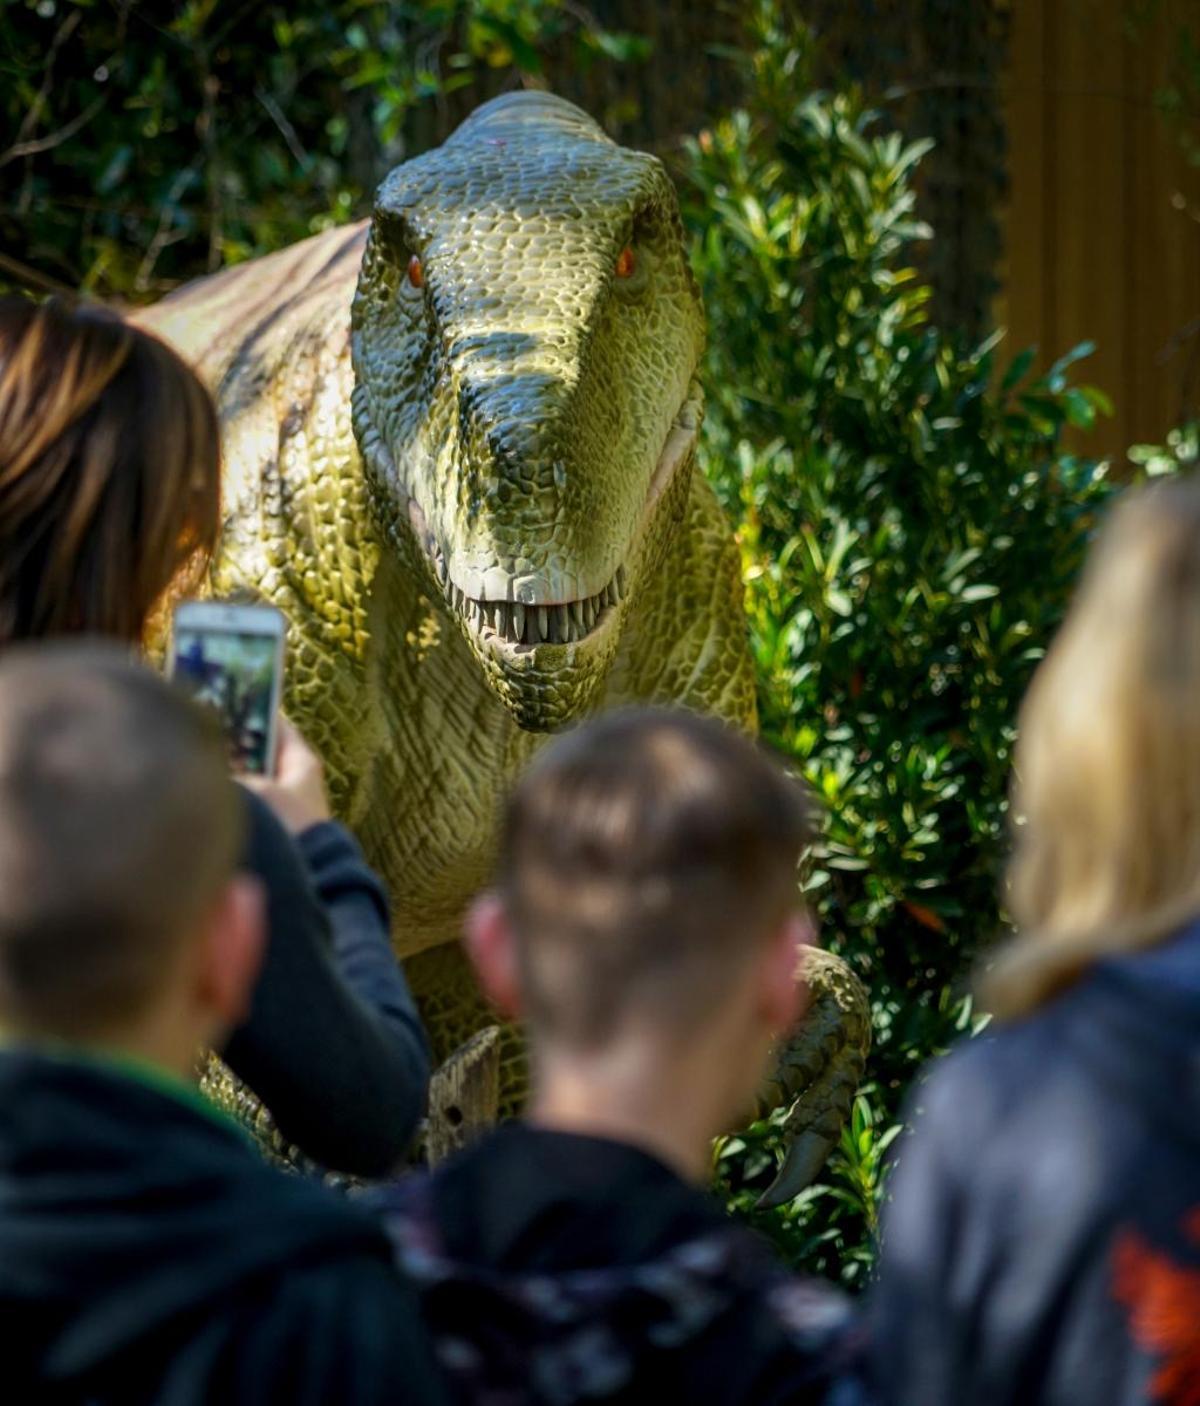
(350, 92), (705, 730)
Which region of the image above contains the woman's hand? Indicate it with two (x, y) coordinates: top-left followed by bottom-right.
(242, 718), (332, 834)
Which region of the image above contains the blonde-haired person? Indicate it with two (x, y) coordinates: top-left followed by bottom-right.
(870, 477), (1200, 1406)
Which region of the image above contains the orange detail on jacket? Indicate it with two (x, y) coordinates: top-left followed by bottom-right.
(1112, 1208), (1200, 1406)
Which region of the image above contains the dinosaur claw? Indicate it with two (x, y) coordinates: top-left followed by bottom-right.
(755, 1131), (837, 1210)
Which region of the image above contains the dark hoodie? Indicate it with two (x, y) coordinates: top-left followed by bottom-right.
(369, 1124), (868, 1406)
(0, 1050), (449, 1406)
(870, 921), (1200, 1406)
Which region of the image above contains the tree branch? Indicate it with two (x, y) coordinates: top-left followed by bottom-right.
(11, 9), (83, 150)
(255, 87), (310, 169)
(0, 251), (76, 296)
(0, 95), (109, 170)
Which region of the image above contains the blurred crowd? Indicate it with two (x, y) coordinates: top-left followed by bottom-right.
(0, 296), (1195, 1405)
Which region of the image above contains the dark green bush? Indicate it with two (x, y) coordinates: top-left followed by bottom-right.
(684, 3), (1126, 1284)
(0, 0), (645, 300)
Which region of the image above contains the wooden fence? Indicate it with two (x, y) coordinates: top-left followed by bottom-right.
(997, 0), (1200, 457)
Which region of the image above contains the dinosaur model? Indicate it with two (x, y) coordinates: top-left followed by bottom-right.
(139, 91), (868, 1204)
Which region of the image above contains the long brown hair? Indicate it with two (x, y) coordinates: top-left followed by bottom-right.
(0, 296), (220, 644)
(983, 476), (1200, 1019)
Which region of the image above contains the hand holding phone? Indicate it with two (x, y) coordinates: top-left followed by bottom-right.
(240, 719), (332, 834)
(169, 601), (286, 776)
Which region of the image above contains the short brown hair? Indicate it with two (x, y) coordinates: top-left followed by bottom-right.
(0, 645), (241, 1039)
(0, 296), (220, 644)
(500, 708), (811, 1049)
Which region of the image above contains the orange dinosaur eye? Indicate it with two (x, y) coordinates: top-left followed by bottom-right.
(615, 245), (636, 279)
(407, 254), (424, 289)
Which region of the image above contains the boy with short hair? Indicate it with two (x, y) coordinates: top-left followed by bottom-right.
(0, 646), (447, 1406)
(376, 708), (865, 1405)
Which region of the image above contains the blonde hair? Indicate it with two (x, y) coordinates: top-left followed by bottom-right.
(983, 475), (1200, 1018)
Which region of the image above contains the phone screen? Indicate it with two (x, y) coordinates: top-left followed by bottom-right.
(172, 624), (281, 776)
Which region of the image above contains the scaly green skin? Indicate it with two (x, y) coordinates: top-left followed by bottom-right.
(139, 93), (867, 1193)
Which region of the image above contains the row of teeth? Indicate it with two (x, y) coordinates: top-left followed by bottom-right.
(426, 540), (626, 646)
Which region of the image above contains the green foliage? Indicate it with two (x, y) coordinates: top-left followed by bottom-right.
(0, 0), (645, 299)
(715, 1092), (901, 1287)
(1128, 420), (1200, 476)
(685, 4), (1124, 1283)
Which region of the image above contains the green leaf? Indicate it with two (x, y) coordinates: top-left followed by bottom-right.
(1045, 340), (1095, 390)
(1062, 387), (1096, 430)
(1001, 346), (1036, 391)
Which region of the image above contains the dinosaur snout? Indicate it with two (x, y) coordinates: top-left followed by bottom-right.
(456, 368), (573, 505)
(439, 358), (622, 607)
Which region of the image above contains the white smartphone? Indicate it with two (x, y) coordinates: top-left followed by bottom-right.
(169, 600), (286, 777)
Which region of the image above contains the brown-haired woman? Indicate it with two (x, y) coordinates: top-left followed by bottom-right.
(870, 478), (1200, 1406)
(0, 294), (429, 1175)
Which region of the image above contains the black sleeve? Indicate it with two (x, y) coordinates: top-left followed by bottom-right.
(219, 789), (430, 1177)
(295, 818), (431, 1089)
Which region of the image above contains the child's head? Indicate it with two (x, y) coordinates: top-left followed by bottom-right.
(469, 709), (811, 1114)
(0, 645), (263, 1063)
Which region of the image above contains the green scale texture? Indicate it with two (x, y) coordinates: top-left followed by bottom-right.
(139, 93), (867, 1187)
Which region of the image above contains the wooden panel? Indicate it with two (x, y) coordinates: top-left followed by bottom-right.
(1000, 0), (1200, 458)
(995, 0), (1045, 350)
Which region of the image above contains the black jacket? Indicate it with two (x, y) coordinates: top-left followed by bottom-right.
(870, 921), (1200, 1406)
(370, 1124), (866, 1406)
(225, 791), (429, 1176)
(0, 1050), (450, 1406)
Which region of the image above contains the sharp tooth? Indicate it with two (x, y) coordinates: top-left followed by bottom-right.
(584, 599), (596, 629)
(565, 618), (577, 643)
(605, 582), (617, 606)
(537, 606), (548, 640)
(513, 603), (526, 642)
(496, 603), (510, 638)
(572, 600), (585, 631)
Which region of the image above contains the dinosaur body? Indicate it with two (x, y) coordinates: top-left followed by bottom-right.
(139, 94), (865, 1197)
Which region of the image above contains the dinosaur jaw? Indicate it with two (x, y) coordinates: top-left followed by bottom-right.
(354, 381), (701, 729)
(407, 500), (629, 656)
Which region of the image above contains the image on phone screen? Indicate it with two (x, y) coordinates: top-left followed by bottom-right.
(172, 627), (280, 775)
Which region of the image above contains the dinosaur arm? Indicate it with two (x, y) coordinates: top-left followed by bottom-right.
(754, 946), (872, 1207)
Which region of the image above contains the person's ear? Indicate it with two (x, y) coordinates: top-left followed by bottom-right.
(760, 910), (815, 1036)
(464, 891), (523, 1019)
(195, 875), (266, 1035)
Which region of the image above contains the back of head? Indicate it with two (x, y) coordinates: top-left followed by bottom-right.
(0, 644), (239, 1040)
(0, 296), (220, 644)
(989, 475), (1200, 1016)
(500, 708), (810, 1050)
